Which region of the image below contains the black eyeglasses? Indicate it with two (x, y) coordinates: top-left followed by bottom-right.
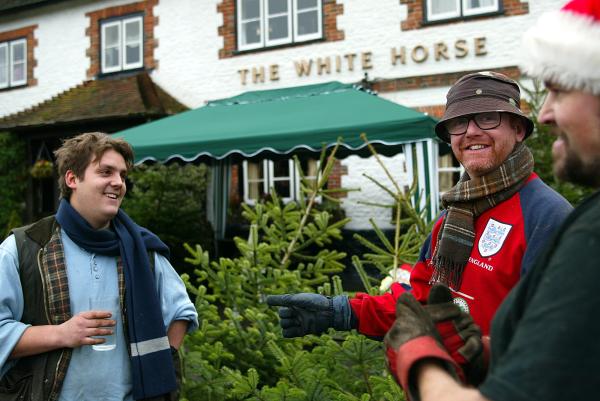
(444, 112), (502, 136)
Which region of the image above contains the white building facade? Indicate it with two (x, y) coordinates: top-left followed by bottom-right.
(0, 0), (562, 229)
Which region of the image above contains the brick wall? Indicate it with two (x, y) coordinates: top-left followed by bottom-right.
(327, 159), (348, 198)
(0, 25), (38, 88)
(400, 0), (529, 31)
(85, 0), (159, 79)
(374, 66), (525, 118)
(217, 0), (344, 59)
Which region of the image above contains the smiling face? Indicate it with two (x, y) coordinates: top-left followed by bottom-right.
(66, 149), (128, 229)
(538, 83), (600, 188)
(449, 113), (526, 178)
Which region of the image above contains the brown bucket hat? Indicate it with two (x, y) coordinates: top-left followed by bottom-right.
(435, 71), (534, 142)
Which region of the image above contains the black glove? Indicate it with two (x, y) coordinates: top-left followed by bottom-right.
(266, 293), (356, 338)
(425, 284), (487, 385)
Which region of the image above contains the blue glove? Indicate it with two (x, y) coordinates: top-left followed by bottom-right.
(266, 293), (356, 338)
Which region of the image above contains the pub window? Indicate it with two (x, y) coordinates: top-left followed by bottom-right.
(242, 158), (320, 204)
(101, 14), (143, 74)
(0, 38), (27, 89)
(237, 0), (322, 51)
(438, 153), (463, 198)
(425, 0), (500, 22)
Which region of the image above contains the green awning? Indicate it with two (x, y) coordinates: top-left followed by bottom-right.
(115, 81), (437, 163)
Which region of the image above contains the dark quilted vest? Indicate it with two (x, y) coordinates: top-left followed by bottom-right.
(0, 216), (70, 401)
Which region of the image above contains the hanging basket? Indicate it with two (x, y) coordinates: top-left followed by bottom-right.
(30, 159), (54, 179)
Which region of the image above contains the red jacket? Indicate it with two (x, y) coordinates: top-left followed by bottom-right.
(350, 174), (572, 336)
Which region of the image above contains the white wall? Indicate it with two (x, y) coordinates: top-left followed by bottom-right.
(0, 0), (136, 116)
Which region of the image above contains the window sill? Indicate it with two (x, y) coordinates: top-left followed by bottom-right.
(421, 10), (503, 27)
(97, 66), (148, 79)
(234, 37), (324, 57)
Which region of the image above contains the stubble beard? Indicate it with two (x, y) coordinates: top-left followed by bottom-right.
(555, 147), (600, 188)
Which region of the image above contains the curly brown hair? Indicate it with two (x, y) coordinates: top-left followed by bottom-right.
(54, 132), (134, 199)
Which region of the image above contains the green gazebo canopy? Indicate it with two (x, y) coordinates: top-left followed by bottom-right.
(115, 81), (437, 163)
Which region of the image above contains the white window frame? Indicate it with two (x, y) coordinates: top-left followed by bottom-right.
(268, 159), (295, 203)
(0, 38), (28, 89)
(438, 155), (464, 198)
(9, 39), (27, 87)
(426, 0), (499, 22)
(243, 160), (269, 205)
(293, 0), (322, 42)
(243, 158), (320, 204)
(426, 0), (460, 21)
(101, 15), (143, 74)
(237, 0), (322, 51)
(0, 42), (8, 89)
(463, 0), (499, 17)
(123, 17), (144, 70)
(265, 0), (292, 47)
(237, 0), (265, 51)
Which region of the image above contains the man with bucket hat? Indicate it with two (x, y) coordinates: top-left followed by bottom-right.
(384, 0), (600, 400)
(267, 71), (571, 349)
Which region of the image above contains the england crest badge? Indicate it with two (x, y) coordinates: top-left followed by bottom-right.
(478, 218), (512, 257)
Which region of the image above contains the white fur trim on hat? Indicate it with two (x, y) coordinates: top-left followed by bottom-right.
(521, 10), (600, 95)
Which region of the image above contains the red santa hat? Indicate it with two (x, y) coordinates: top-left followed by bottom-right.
(521, 0), (600, 95)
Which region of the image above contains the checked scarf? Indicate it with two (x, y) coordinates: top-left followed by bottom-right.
(431, 142), (534, 289)
(55, 199), (176, 400)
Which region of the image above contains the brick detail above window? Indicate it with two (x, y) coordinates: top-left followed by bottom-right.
(0, 25), (38, 88)
(400, 0), (529, 31)
(217, 0), (344, 59)
(372, 66), (521, 93)
(85, 0), (158, 79)
(327, 159), (348, 199)
(373, 66), (527, 119)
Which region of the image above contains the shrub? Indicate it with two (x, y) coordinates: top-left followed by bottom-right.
(0, 132), (27, 237)
(120, 163), (213, 275)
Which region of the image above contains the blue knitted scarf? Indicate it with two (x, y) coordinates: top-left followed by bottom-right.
(56, 199), (176, 399)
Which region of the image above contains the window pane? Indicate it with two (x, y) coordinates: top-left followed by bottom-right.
(431, 0), (458, 14)
(0, 45), (7, 86)
(241, 0), (260, 19)
(268, 0), (288, 14)
(12, 62), (25, 83)
(0, 65), (7, 86)
(125, 20), (141, 43)
(297, 10), (318, 35)
(274, 181), (291, 197)
(247, 161), (264, 180)
(11, 42), (25, 63)
(242, 20), (261, 45)
(104, 47), (120, 68)
(126, 44), (140, 65)
(272, 160), (290, 177)
(105, 25), (120, 47)
(306, 159), (318, 178)
(297, 0), (317, 10)
(268, 15), (289, 40)
(466, 0), (494, 8)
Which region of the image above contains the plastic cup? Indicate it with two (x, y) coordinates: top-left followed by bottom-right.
(88, 297), (118, 351)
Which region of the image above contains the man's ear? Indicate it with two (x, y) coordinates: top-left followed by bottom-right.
(65, 170), (78, 190)
(514, 117), (527, 143)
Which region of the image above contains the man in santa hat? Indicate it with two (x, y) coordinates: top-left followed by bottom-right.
(383, 0), (600, 400)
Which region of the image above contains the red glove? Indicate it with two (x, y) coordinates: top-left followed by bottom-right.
(384, 293), (461, 401)
(426, 284), (487, 385)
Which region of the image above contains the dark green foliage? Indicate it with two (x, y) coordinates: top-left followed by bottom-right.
(179, 144), (408, 401)
(522, 79), (594, 205)
(120, 163), (213, 275)
(0, 132), (27, 237)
